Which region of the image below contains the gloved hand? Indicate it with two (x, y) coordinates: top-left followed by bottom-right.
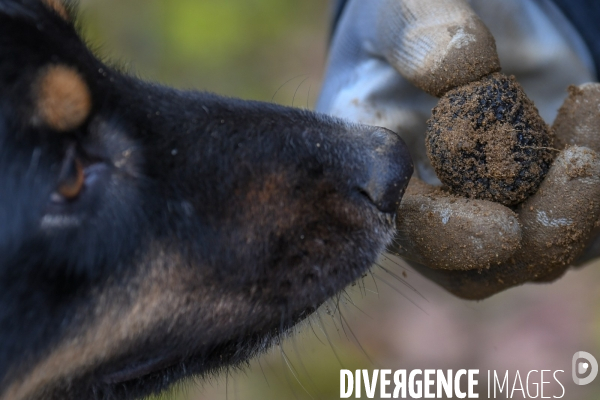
(318, 0), (600, 299)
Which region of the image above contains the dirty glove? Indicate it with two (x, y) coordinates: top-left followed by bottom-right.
(318, 0), (600, 299)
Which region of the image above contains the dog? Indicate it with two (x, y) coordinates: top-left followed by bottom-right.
(0, 1), (413, 399)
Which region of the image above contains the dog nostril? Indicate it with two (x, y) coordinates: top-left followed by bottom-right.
(361, 127), (413, 213)
(356, 186), (375, 203)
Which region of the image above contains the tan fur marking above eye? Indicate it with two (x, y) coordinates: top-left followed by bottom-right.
(35, 65), (92, 132)
(42, 0), (69, 21)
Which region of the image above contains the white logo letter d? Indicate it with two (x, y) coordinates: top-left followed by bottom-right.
(572, 351), (598, 385)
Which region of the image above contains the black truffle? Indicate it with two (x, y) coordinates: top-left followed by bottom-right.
(426, 73), (555, 206)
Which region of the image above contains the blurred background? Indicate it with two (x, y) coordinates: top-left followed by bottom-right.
(77, 1), (600, 399)
(78, 0), (329, 106)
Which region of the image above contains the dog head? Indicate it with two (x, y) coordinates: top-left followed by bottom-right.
(0, 1), (413, 399)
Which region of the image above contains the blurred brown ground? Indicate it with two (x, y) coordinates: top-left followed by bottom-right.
(77, 1), (600, 399)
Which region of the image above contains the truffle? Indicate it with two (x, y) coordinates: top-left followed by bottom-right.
(426, 73), (555, 206)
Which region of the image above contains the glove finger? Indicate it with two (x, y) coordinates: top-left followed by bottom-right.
(377, 0), (500, 96)
(553, 83), (600, 152)
(408, 260), (533, 300)
(406, 147), (600, 299)
(515, 146), (600, 280)
(553, 84), (600, 265)
(390, 178), (521, 270)
(317, 0), (438, 133)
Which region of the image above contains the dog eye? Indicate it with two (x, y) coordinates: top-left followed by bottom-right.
(56, 156), (84, 200)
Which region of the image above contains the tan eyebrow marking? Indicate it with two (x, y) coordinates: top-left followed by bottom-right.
(41, 0), (69, 21)
(34, 65), (92, 132)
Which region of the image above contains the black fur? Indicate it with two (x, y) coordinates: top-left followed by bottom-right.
(0, 1), (412, 399)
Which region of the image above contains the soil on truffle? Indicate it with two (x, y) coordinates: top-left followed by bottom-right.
(426, 72), (555, 206)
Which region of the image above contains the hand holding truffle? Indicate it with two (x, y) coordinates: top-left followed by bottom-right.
(318, 0), (600, 299)
(382, 0), (600, 298)
(378, 0), (554, 206)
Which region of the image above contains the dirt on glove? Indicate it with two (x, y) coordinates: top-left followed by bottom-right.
(394, 178), (522, 271)
(554, 83), (600, 153)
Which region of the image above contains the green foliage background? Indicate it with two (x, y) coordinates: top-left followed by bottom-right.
(78, 0), (329, 104)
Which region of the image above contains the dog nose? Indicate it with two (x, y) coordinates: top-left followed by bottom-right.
(361, 127), (413, 213)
